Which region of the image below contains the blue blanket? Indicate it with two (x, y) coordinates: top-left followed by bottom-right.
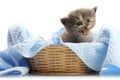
(0, 24), (120, 76)
(0, 24), (31, 76)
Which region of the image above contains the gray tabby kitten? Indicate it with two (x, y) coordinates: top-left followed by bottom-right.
(61, 7), (97, 43)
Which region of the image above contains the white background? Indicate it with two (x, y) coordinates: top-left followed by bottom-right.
(0, 0), (120, 50)
(0, 0), (120, 79)
(1, 0), (120, 50)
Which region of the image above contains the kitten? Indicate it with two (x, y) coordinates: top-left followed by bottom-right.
(60, 7), (97, 43)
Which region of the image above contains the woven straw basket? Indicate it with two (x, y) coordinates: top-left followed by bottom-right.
(27, 46), (97, 75)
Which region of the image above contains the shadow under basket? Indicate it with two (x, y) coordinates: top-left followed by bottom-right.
(27, 46), (98, 75)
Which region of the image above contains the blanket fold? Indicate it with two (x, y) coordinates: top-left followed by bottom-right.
(0, 24), (30, 76)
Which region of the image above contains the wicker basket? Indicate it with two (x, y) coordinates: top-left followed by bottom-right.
(27, 46), (97, 75)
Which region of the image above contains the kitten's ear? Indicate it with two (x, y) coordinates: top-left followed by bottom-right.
(61, 17), (69, 25)
(93, 7), (97, 13)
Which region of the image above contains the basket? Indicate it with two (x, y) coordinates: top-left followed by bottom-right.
(27, 46), (97, 75)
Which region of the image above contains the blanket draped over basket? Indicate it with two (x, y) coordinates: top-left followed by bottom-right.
(0, 24), (120, 76)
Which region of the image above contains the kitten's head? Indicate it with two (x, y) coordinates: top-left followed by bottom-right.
(61, 7), (97, 35)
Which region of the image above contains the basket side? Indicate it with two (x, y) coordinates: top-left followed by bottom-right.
(27, 46), (97, 75)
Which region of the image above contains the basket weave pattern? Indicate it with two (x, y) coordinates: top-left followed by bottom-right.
(27, 46), (95, 75)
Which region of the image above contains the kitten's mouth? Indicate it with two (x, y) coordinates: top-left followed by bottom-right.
(82, 29), (89, 35)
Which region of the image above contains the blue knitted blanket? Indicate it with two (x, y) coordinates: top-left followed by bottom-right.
(0, 24), (120, 76)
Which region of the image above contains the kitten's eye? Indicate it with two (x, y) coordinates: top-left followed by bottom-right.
(75, 22), (83, 26)
(87, 19), (91, 22)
